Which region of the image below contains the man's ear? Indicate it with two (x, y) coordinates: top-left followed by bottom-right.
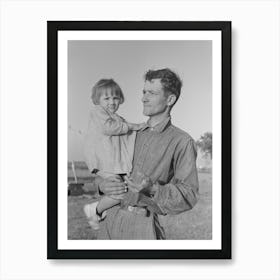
(167, 94), (177, 107)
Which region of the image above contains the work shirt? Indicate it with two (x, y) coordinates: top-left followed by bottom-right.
(97, 117), (199, 239)
(125, 117), (199, 214)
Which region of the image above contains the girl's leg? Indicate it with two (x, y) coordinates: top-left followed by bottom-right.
(83, 196), (120, 230)
(96, 196), (120, 213)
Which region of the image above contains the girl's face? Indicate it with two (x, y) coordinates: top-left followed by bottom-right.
(99, 91), (121, 114)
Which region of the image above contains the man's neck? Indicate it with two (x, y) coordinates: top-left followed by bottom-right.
(148, 111), (170, 127)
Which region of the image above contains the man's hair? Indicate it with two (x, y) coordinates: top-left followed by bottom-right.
(91, 79), (124, 105)
(144, 68), (183, 104)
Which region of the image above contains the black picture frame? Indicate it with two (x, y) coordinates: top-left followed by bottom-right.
(47, 21), (231, 259)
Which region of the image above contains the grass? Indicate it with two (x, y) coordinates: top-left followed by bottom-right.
(68, 194), (98, 239)
(68, 170), (212, 240)
(159, 172), (212, 239)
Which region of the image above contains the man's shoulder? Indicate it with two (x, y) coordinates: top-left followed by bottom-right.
(168, 124), (195, 144)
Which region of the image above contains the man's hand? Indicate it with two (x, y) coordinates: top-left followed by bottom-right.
(124, 176), (142, 193)
(124, 175), (163, 214)
(124, 173), (154, 196)
(99, 175), (127, 196)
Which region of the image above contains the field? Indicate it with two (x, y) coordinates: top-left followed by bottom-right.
(68, 162), (212, 240)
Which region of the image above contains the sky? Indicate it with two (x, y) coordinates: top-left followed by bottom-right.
(68, 40), (212, 161)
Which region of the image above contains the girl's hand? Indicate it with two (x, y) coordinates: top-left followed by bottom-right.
(128, 122), (146, 131)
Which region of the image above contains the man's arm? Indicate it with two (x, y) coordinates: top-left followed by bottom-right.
(88, 175), (127, 219)
(92, 174), (127, 197)
(152, 138), (199, 215)
(125, 138), (199, 215)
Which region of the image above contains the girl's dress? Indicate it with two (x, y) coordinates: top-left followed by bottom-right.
(84, 105), (136, 175)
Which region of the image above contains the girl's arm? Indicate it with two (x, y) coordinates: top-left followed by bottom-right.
(103, 117), (129, 135)
(127, 123), (146, 131)
(92, 106), (128, 135)
(94, 107), (145, 135)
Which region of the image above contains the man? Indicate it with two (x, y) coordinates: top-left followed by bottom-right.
(95, 68), (199, 239)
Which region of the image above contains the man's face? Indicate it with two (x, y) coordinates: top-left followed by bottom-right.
(142, 79), (169, 117)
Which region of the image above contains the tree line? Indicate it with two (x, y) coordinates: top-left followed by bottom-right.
(196, 132), (212, 159)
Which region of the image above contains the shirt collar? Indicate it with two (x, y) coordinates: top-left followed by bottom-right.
(141, 116), (171, 133)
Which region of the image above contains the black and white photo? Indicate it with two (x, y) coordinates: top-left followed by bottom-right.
(47, 21), (231, 259)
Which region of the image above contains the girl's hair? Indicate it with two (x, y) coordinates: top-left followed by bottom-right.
(91, 79), (125, 105)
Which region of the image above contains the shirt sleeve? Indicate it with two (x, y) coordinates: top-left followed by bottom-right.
(152, 138), (199, 215)
(93, 107), (129, 136)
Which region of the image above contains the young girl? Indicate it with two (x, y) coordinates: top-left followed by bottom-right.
(83, 78), (145, 229)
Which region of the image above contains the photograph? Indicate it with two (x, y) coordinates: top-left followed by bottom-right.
(47, 21), (231, 259)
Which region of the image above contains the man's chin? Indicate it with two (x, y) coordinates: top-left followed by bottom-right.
(143, 108), (152, 116)
(143, 110), (150, 116)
